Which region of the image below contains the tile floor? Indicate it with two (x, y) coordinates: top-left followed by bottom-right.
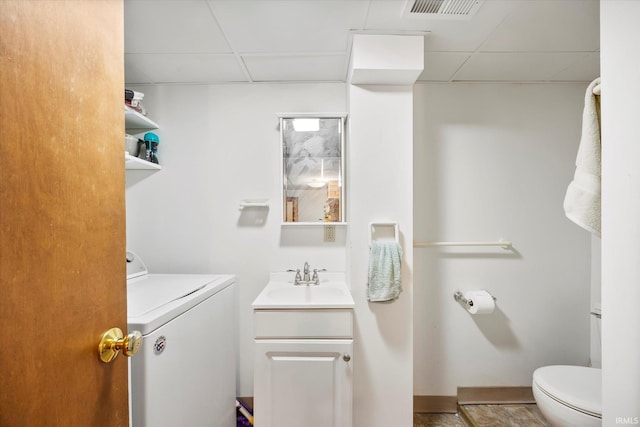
(414, 404), (550, 427)
(414, 412), (468, 427)
(237, 400), (549, 427)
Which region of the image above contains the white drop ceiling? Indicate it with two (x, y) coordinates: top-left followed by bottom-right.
(124, 0), (600, 85)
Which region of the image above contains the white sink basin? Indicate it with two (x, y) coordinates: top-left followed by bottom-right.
(252, 272), (354, 309)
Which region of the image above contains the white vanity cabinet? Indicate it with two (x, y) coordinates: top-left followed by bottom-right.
(252, 277), (354, 427)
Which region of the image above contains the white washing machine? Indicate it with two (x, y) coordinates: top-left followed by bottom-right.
(126, 252), (236, 427)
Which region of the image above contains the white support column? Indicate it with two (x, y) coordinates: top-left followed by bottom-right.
(347, 34), (423, 427)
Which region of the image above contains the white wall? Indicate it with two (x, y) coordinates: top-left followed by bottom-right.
(125, 83), (347, 396)
(413, 83), (592, 396)
(127, 79), (596, 418)
(129, 78), (417, 425)
(600, 1), (640, 424)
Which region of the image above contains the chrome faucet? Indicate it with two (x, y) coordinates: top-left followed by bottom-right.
(303, 262), (311, 282)
(288, 262), (325, 285)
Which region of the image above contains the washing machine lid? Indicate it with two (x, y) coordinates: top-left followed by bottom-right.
(534, 365), (602, 417)
(127, 273), (235, 335)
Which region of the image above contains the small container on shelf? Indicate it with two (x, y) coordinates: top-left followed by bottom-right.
(125, 134), (140, 157)
(143, 132), (160, 164)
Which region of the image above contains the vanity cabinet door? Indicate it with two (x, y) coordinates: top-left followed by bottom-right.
(254, 339), (353, 427)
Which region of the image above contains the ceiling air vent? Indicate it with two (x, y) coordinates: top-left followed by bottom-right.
(405, 0), (483, 19)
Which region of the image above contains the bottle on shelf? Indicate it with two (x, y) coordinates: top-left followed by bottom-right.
(143, 132), (160, 165)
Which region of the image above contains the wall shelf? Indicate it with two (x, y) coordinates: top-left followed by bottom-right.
(280, 222), (348, 226)
(240, 199), (270, 209)
(125, 152), (161, 171)
(124, 104), (161, 172)
(125, 105), (158, 131)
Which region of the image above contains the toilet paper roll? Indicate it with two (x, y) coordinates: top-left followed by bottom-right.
(464, 290), (495, 315)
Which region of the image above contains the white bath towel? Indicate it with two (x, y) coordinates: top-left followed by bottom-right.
(564, 77), (601, 237)
(367, 241), (402, 302)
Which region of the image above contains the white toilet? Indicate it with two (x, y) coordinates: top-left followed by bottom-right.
(533, 365), (601, 426)
(532, 306), (602, 426)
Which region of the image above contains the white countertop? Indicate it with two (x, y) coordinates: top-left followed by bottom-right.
(252, 272), (355, 309)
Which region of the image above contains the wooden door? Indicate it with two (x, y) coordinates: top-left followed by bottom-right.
(0, 1), (128, 425)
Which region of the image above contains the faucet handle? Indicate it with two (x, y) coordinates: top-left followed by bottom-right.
(287, 269), (302, 283)
(311, 268), (326, 281)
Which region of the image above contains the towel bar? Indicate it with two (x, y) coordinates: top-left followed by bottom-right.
(414, 240), (512, 250)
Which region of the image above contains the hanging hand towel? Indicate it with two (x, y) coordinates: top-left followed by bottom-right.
(564, 77), (601, 236)
(367, 241), (402, 302)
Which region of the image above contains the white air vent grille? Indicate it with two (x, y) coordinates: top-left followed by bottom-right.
(407, 0), (482, 17)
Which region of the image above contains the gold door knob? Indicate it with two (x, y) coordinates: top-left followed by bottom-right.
(98, 327), (143, 363)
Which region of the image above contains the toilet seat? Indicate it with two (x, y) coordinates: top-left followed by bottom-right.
(533, 365), (602, 418)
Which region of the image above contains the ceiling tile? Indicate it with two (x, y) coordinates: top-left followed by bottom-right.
(452, 53), (589, 82)
(208, 0), (369, 53)
(124, 59), (155, 84)
(480, 0), (599, 52)
(243, 55), (347, 82)
(417, 52), (471, 81)
(550, 52), (600, 82)
(125, 54), (248, 84)
(125, 0), (232, 54)
(123, 0), (602, 84)
(365, 0), (517, 51)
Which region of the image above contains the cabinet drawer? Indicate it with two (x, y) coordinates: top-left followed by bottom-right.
(254, 309), (353, 339)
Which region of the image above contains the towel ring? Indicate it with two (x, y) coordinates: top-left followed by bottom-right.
(369, 221), (400, 247)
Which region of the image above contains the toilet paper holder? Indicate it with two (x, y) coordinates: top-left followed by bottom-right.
(453, 290), (496, 308)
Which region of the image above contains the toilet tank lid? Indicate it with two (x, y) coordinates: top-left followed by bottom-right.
(533, 365), (602, 417)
